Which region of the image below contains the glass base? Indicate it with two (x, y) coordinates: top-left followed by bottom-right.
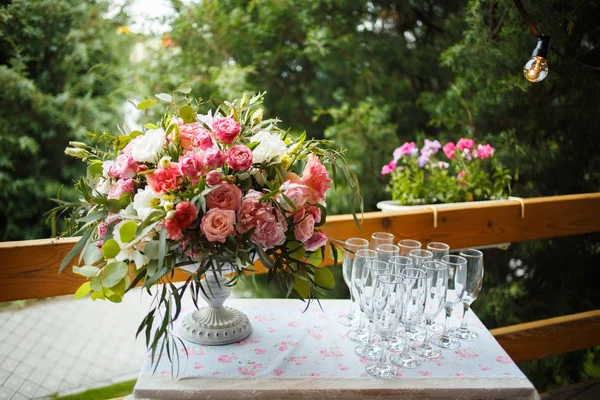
(406, 328), (425, 343)
(366, 362), (397, 379)
(347, 328), (369, 344)
(449, 326), (479, 341)
(338, 312), (358, 327)
(355, 343), (383, 361)
(389, 351), (423, 369)
(385, 335), (405, 352)
(411, 342), (442, 359)
(431, 333), (461, 350)
(430, 322), (444, 333)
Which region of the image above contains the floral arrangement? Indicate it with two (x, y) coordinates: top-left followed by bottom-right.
(381, 138), (511, 205)
(49, 85), (360, 362)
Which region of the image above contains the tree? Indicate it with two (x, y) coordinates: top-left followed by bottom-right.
(0, 0), (135, 240)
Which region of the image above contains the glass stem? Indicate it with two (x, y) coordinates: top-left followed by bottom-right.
(358, 313), (367, 331)
(460, 303), (470, 330)
(378, 346), (388, 365)
(402, 325), (411, 353)
(423, 320), (431, 345)
(366, 320), (374, 344)
(443, 304), (452, 336)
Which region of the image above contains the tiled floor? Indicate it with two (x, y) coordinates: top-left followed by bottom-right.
(0, 289), (153, 399)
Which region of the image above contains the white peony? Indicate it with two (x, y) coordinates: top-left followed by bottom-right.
(133, 187), (162, 221)
(250, 130), (288, 164)
(131, 128), (167, 163)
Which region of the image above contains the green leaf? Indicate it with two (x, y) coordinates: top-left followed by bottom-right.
(103, 287), (122, 303)
(287, 241), (305, 260)
(130, 130), (144, 139)
(176, 83), (192, 94)
(293, 275), (310, 299)
(137, 99), (157, 110)
(179, 105), (196, 124)
(119, 221), (138, 243)
(110, 276), (130, 297)
(102, 261), (129, 287)
(90, 275), (103, 292)
(90, 291), (105, 301)
(74, 282), (91, 299)
(144, 123), (160, 130)
(155, 93), (172, 102)
(307, 250), (324, 267)
(73, 265), (100, 278)
(144, 241), (160, 259)
(101, 239), (121, 259)
(106, 199), (121, 213)
(87, 163), (103, 177)
(314, 267), (335, 289)
(59, 228), (94, 273)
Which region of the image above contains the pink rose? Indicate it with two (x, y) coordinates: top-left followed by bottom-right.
(293, 209), (315, 243)
(306, 205), (322, 224)
(172, 122), (210, 150)
(393, 142), (417, 160)
(212, 117), (240, 144)
(205, 170), (223, 186)
(443, 142), (456, 159)
(300, 155), (332, 204)
(193, 128), (214, 150)
(226, 145), (253, 171)
(237, 190), (288, 249)
(282, 184), (309, 210)
(201, 208), (236, 243)
(477, 144), (495, 160)
(179, 152), (204, 184)
(206, 183), (242, 211)
(173, 201), (198, 230)
(147, 164), (181, 193)
(304, 230), (328, 252)
(107, 178), (134, 200)
(204, 147), (226, 167)
(381, 160), (397, 175)
(109, 154), (138, 179)
(456, 138), (475, 151)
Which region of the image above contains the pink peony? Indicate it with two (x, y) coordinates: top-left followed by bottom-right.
(304, 231), (328, 252)
(172, 122), (209, 150)
(456, 138), (475, 151)
(206, 183), (242, 211)
(237, 190), (288, 249)
(212, 117), (241, 144)
(443, 142), (456, 159)
(147, 164), (181, 193)
(477, 144), (495, 159)
(306, 205), (322, 224)
(205, 170), (223, 186)
(283, 184), (309, 210)
(107, 178), (134, 200)
(226, 145), (253, 171)
(173, 201), (198, 230)
(381, 160), (397, 175)
(201, 208), (236, 243)
(300, 155), (332, 204)
(204, 147), (226, 168)
(179, 152), (204, 184)
(393, 142), (417, 160)
(293, 209), (315, 243)
(109, 154), (138, 179)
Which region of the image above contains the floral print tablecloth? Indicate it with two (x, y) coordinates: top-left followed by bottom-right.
(133, 298), (539, 399)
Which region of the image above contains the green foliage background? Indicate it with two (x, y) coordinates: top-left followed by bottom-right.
(1, 0), (599, 392)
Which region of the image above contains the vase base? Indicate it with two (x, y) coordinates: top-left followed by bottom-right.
(179, 306), (252, 345)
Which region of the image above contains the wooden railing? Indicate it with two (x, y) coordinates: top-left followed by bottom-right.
(1, 192), (599, 363)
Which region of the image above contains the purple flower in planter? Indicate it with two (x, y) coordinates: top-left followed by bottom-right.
(417, 154), (430, 167)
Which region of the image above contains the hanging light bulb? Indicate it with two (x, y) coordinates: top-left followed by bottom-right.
(524, 35), (550, 82)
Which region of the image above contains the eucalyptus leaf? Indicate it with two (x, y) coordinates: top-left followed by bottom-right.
(119, 221), (138, 243)
(137, 99), (157, 110)
(74, 282), (91, 299)
(293, 276), (310, 299)
(90, 275), (103, 292)
(314, 267), (335, 289)
(144, 241), (160, 259)
(176, 83), (192, 94)
(102, 261), (129, 288)
(155, 93), (172, 102)
(73, 265), (100, 278)
(101, 239), (121, 259)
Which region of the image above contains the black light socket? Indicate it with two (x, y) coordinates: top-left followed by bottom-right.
(531, 35), (551, 58)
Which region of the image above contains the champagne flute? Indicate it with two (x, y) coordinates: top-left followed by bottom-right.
(427, 242), (450, 260)
(450, 249), (484, 341)
(398, 239), (421, 256)
(432, 255), (467, 350)
(347, 249), (378, 343)
(385, 256), (413, 351)
(376, 244), (400, 263)
(389, 268), (426, 369)
(370, 232), (395, 250)
(406, 249), (433, 340)
(339, 238), (370, 327)
(411, 261), (448, 359)
(354, 260), (390, 361)
(365, 274), (404, 379)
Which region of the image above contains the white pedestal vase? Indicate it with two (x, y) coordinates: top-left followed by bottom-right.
(179, 266), (252, 346)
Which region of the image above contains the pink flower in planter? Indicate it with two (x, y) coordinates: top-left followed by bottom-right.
(477, 144), (495, 159)
(456, 138), (475, 151)
(381, 160), (397, 175)
(393, 142), (417, 160)
(443, 142), (456, 159)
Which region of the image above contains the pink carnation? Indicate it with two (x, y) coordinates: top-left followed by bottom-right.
(147, 164), (181, 193)
(206, 183), (242, 211)
(304, 231), (328, 252)
(293, 209), (315, 243)
(201, 208), (236, 243)
(237, 190), (288, 249)
(165, 219), (183, 240)
(212, 117), (240, 144)
(393, 142), (416, 160)
(300, 155), (332, 204)
(226, 145), (253, 171)
(477, 144), (495, 160)
(381, 160), (397, 175)
(179, 152), (204, 184)
(109, 154), (138, 179)
(205, 170), (223, 186)
(443, 142), (456, 159)
(456, 138), (475, 151)
(107, 178), (134, 200)
(204, 147), (226, 167)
